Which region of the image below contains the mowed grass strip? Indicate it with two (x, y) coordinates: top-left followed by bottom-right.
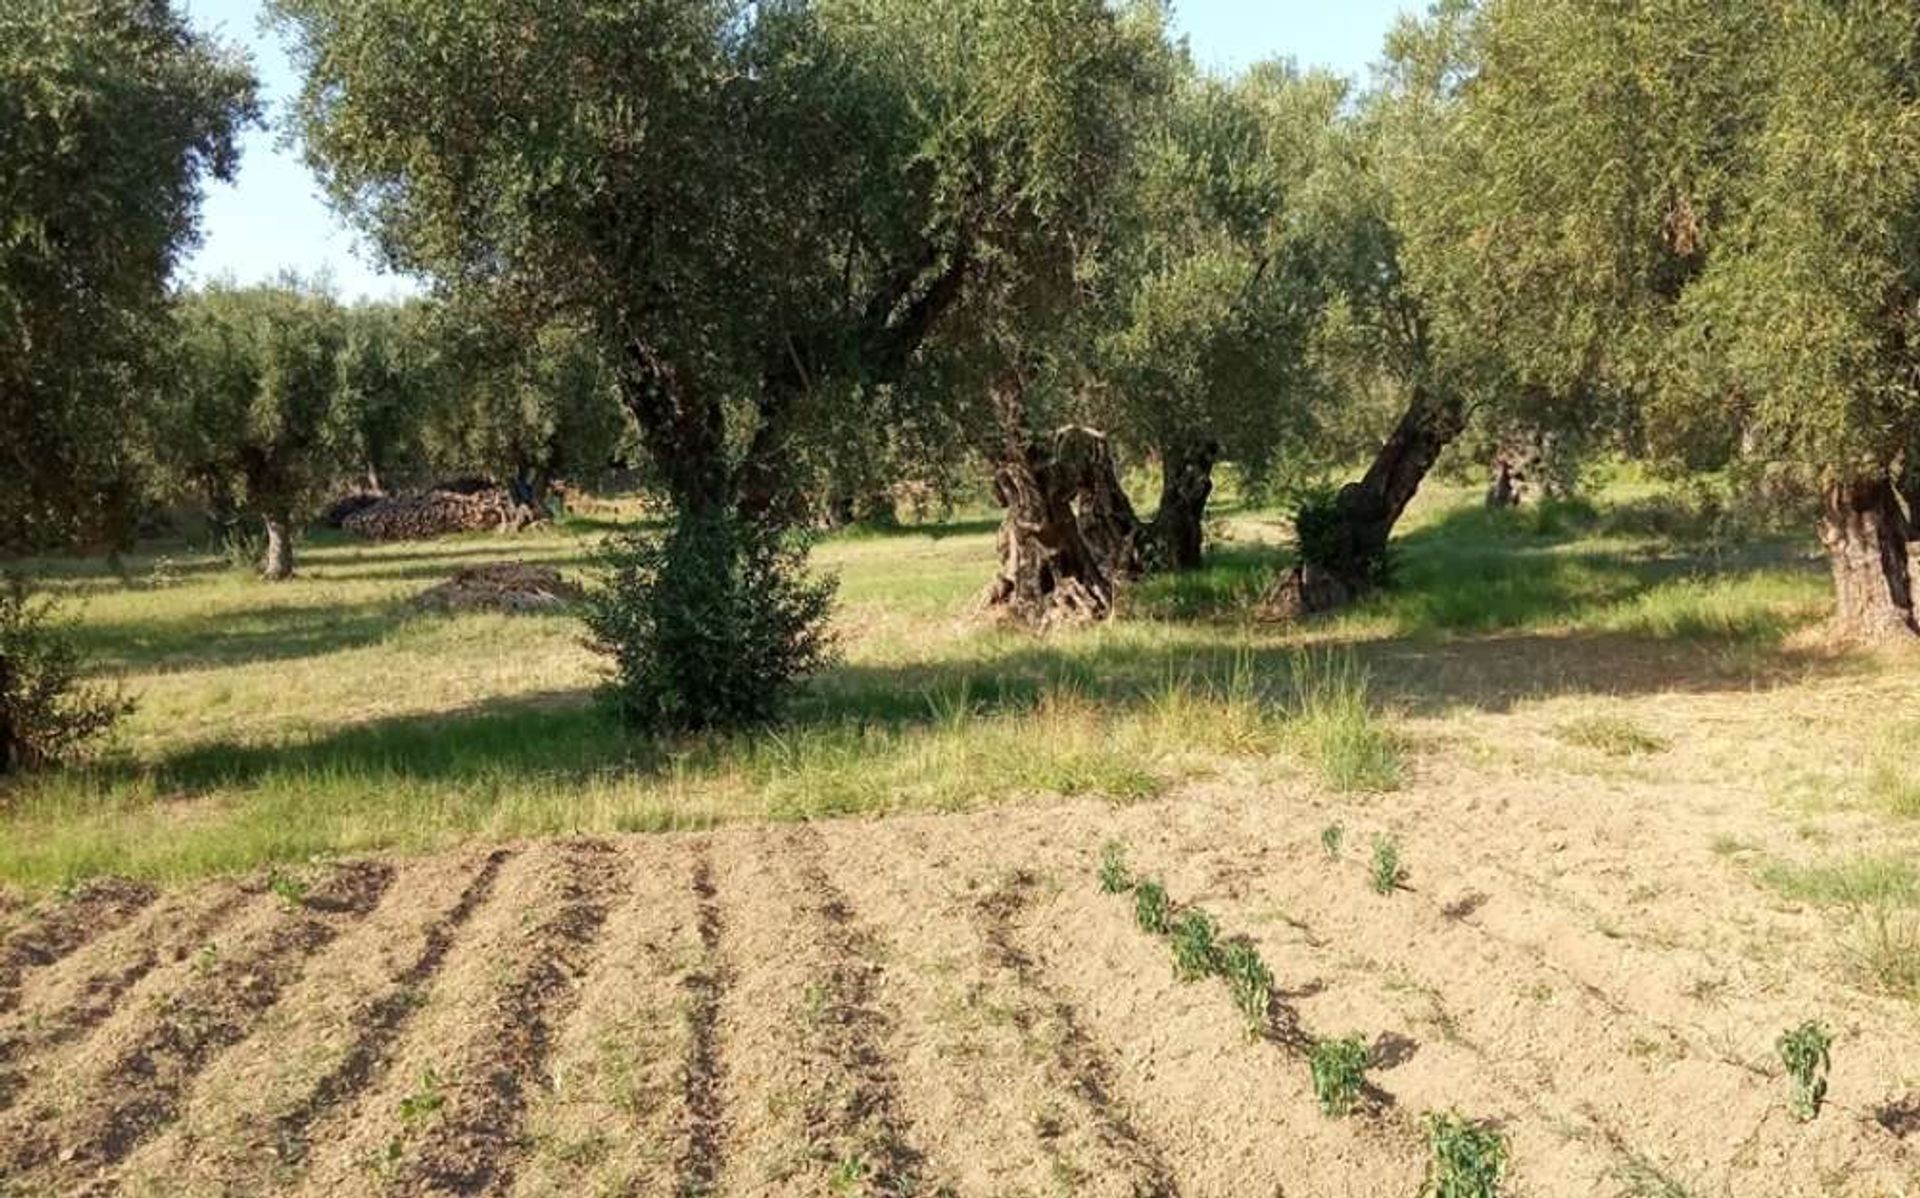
(0, 480), (1847, 889)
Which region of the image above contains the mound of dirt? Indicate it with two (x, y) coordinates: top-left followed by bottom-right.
(343, 486), (541, 542)
(412, 563), (583, 614)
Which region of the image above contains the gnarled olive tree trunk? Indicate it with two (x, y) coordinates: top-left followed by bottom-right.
(985, 424), (1142, 627)
(0, 652), (17, 776)
(1262, 384), (1465, 620)
(261, 514), (295, 582)
(1146, 440), (1218, 572)
(1819, 474), (1917, 640)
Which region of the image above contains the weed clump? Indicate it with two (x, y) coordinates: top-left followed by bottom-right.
(1098, 841), (1133, 895)
(1133, 879), (1171, 936)
(1423, 1112), (1507, 1197)
(1556, 714), (1671, 757)
(1170, 909), (1220, 981)
(1218, 940), (1272, 1034)
(1777, 1021), (1832, 1121)
(1320, 822), (1345, 859)
(1288, 651), (1401, 793)
(1371, 835), (1406, 895)
(1308, 1034), (1370, 1117)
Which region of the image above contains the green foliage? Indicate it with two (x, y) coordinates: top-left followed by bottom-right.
(1308, 1034), (1370, 1117)
(1169, 909), (1220, 981)
(1370, 836), (1405, 896)
(1217, 940), (1273, 1035)
(1776, 1021), (1832, 1122)
(1294, 487), (1399, 589)
(397, 1067), (446, 1126)
(1133, 879), (1171, 936)
(1288, 651), (1400, 793)
(1097, 842), (1133, 895)
(1422, 1112), (1508, 1198)
(265, 869), (308, 911)
(1320, 822), (1345, 859)
(0, 578), (131, 774)
(0, 0), (256, 552)
(585, 512), (837, 734)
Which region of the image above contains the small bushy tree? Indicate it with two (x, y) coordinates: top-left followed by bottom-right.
(0, 579), (131, 775)
(584, 513), (837, 733)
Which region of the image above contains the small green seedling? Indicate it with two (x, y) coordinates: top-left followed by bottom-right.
(1308, 1034), (1371, 1117)
(1776, 1021), (1832, 1121)
(1098, 842), (1133, 895)
(1218, 940), (1273, 1034)
(1321, 823), (1345, 859)
(1170, 909), (1220, 981)
(1423, 1111), (1507, 1198)
(266, 869), (308, 911)
(398, 1068), (446, 1126)
(1134, 880), (1171, 936)
(1370, 836), (1405, 896)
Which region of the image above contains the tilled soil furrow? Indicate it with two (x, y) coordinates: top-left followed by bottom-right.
(0, 887), (249, 1113)
(506, 842), (705, 1197)
(708, 829), (930, 1197)
(391, 840), (622, 1198)
(0, 861), (393, 1191)
(789, 836), (927, 1196)
(974, 870), (1183, 1198)
(675, 850), (727, 1198)
(0, 880), (158, 1015)
(323, 841), (624, 1198)
(271, 848), (515, 1167)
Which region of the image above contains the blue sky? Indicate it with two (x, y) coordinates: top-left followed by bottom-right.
(179, 0), (1412, 300)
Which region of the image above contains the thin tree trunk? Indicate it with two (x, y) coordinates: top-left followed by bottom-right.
(1148, 441), (1218, 572)
(0, 652), (17, 776)
(261, 515), (295, 582)
(1262, 384), (1465, 620)
(1819, 475), (1917, 640)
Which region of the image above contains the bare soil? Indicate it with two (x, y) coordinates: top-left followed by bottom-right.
(0, 779), (1914, 1197)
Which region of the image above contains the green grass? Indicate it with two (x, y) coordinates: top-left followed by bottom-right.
(0, 476), (1864, 889)
(1757, 856), (1918, 907)
(1554, 714), (1671, 757)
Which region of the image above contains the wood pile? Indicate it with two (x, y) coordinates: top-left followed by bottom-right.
(342, 487), (538, 541)
(412, 563), (583, 614)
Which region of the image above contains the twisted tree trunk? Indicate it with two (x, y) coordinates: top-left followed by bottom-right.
(1819, 474), (1917, 640)
(984, 424), (1142, 627)
(1262, 384), (1465, 620)
(1147, 440), (1218, 572)
(261, 515), (295, 582)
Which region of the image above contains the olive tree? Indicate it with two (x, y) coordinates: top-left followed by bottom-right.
(161, 283), (350, 580)
(1099, 62), (1342, 572)
(0, 0), (255, 554)
(273, 0), (1174, 723)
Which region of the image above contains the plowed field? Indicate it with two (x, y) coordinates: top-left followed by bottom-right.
(2, 780), (1915, 1197)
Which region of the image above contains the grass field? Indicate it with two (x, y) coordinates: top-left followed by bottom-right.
(2, 476), (1917, 1195)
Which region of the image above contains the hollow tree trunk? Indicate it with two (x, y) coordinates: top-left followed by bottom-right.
(1262, 384), (1465, 620)
(1147, 441), (1218, 572)
(984, 425), (1141, 627)
(1819, 475), (1917, 641)
(261, 515), (295, 582)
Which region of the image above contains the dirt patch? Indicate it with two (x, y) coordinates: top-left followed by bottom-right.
(0, 879), (156, 1015)
(412, 563), (583, 615)
(0, 862), (391, 1188)
(677, 849), (728, 1198)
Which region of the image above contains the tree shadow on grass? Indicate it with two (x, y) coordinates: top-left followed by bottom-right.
(71, 597), (418, 673)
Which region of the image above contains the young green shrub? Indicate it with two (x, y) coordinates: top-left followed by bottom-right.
(1423, 1112), (1508, 1198)
(1308, 1034), (1371, 1117)
(1320, 822), (1345, 859)
(1776, 1021), (1832, 1121)
(1098, 841), (1133, 895)
(0, 577), (132, 774)
(1217, 940), (1273, 1033)
(1170, 909), (1220, 981)
(1370, 835), (1405, 896)
(1133, 879), (1171, 936)
(584, 511), (837, 733)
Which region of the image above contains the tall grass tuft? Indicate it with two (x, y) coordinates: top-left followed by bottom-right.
(1287, 650), (1400, 793)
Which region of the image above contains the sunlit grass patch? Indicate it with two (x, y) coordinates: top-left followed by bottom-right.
(1554, 714), (1671, 757)
(1286, 650), (1400, 792)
